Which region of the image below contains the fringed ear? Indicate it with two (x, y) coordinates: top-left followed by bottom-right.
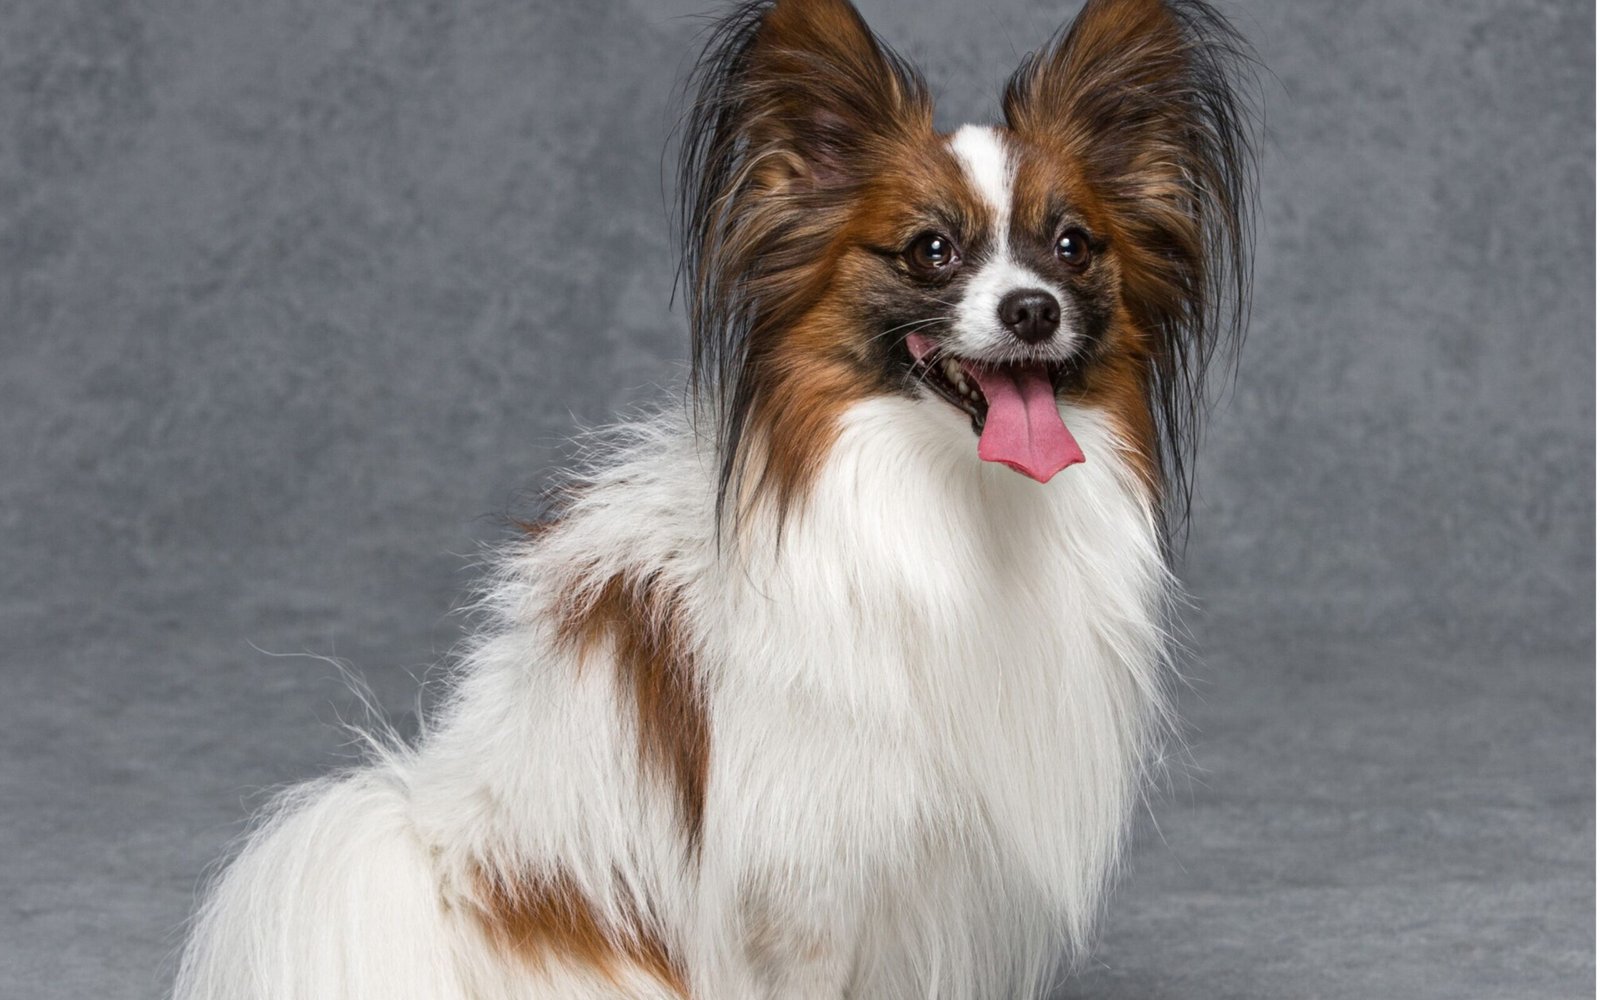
(1004, 0), (1258, 528)
(687, 0), (929, 196)
(676, 0), (931, 529)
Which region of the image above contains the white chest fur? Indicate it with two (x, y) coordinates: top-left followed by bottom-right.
(698, 396), (1172, 976)
(173, 395), (1175, 1000)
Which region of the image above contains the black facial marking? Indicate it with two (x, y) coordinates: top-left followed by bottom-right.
(1008, 212), (1115, 360)
(856, 268), (962, 389)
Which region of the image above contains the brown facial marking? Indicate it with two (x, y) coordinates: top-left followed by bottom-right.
(557, 573), (709, 848)
(1008, 138), (1109, 248)
(1002, 0), (1258, 522)
(474, 867), (688, 995)
(1010, 139), (1160, 497)
(740, 129), (987, 517)
(852, 137), (995, 258)
(739, 309), (865, 522)
(681, 0), (947, 526)
(1074, 324), (1161, 495)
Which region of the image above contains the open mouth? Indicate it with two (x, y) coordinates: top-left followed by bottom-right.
(906, 332), (1086, 483)
(909, 344), (1066, 435)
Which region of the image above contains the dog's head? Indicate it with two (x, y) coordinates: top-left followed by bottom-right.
(679, 0), (1256, 527)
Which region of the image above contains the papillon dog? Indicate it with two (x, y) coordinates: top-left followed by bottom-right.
(175, 0), (1256, 996)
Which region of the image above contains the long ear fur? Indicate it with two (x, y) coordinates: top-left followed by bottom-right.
(1004, 0), (1259, 531)
(676, 0), (931, 531)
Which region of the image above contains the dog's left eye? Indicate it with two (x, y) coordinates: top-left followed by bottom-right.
(905, 232), (960, 278)
(1056, 228), (1092, 270)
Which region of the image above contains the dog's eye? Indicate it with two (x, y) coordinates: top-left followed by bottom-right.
(1056, 228), (1092, 270)
(905, 232), (960, 278)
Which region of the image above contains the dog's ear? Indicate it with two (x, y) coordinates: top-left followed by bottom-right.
(1004, 0), (1258, 524)
(1003, 0), (1256, 313)
(679, 0), (933, 529)
(690, 0), (930, 194)
(1005, 0), (1242, 164)
(1003, 0), (1254, 287)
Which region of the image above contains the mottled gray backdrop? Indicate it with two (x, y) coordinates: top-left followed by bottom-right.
(1, 1), (1592, 998)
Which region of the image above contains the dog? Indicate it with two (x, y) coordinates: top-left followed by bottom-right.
(175, 0), (1256, 996)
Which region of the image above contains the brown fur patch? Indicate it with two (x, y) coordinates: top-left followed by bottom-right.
(1003, 0), (1257, 519)
(475, 867), (688, 994)
(678, 0), (940, 525)
(1074, 325), (1161, 497)
(1006, 134), (1161, 499)
(515, 515), (561, 540)
(557, 573), (710, 847)
(739, 322), (863, 520)
(739, 126), (996, 517)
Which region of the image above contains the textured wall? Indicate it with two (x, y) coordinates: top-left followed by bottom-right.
(0, 1), (1591, 998)
(1, 0), (1589, 666)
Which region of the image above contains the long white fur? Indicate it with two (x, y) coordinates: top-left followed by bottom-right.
(175, 120), (1175, 1000)
(175, 389), (1170, 999)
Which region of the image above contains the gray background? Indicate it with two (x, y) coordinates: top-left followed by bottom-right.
(1, 1), (1592, 998)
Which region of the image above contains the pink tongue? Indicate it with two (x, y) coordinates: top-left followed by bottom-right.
(969, 363), (1085, 483)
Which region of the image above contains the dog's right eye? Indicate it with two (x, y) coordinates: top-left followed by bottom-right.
(905, 232), (960, 278)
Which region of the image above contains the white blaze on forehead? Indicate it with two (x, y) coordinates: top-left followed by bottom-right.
(948, 124), (1015, 246)
(945, 124), (1071, 360)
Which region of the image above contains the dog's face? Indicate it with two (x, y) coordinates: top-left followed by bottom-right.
(680, 0), (1254, 517)
(827, 121), (1129, 483)
(810, 118), (1117, 362)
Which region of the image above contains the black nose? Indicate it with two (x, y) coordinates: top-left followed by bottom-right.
(998, 289), (1061, 344)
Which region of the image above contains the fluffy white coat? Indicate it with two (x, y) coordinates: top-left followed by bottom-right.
(175, 389), (1171, 1000)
